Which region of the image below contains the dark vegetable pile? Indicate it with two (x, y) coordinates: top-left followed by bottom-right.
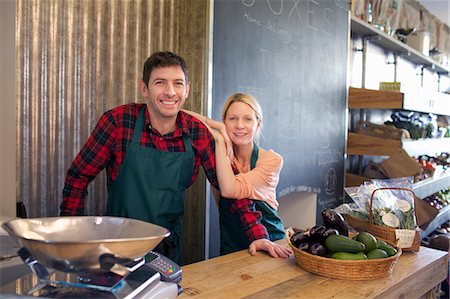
(290, 209), (397, 260)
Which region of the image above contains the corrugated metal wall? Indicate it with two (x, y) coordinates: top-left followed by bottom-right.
(16, 0), (210, 264)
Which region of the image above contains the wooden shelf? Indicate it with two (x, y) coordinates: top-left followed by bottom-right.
(347, 132), (401, 156)
(351, 16), (449, 74)
(347, 132), (450, 157)
(349, 87), (403, 109)
(349, 87), (450, 116)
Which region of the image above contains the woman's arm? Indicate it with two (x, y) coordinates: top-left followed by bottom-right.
(232, 198), (291, 258)
(232, 151), (283, 208)
(182, 109), (237, 198)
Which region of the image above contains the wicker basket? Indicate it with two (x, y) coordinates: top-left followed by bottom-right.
(286, 228), (402, 280)
(345, 187), (421, 252)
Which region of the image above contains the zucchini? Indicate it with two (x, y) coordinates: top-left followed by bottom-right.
(325, 234), (365, 253)
(376, 240), (398, 256)
(355, 232), (377, 253)
(331, 252), (367, 260)
(367, 249), (389, 259)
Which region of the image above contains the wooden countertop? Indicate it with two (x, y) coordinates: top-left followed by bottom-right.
(180, 244), (448, 299)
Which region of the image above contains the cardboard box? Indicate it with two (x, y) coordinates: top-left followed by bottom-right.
(406, 31), (430, 57)
(414, 196), (439, 228)
(380, 149), (422, 178)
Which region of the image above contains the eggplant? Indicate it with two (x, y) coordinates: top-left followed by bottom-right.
(308, 242), (328, 257)
(309, 225), (327, 242)
(290, 231), (310, 247)
(321, 209), (349, 236)
(293, 227), (306, 233)
(323, 227), (339, 238)
(297, 242), (310, 251)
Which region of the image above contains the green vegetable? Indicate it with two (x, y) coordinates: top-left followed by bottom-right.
(376, 240), (398, 256)
(325, 235), (366, 253)
(355, 232), (377, 253)
(331, 252), (367, 260)
(367, 249), (389, 259)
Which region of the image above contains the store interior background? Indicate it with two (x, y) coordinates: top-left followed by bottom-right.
(1, 0), (449, 263)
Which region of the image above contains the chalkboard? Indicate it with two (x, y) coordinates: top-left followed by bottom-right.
(212, 0), (349, 222)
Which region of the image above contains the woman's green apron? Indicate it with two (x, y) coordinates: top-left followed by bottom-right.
(106, 106), (194, 265)
(219, 145), (285, 255)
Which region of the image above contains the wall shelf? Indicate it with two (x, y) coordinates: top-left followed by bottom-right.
(351, 16), (449, 75)
(349, 87), (450, 116)
(349, 87), (403, 109)
(347, 132), (450, 157)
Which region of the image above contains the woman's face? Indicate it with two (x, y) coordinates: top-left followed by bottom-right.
(224, 101), (259, 146)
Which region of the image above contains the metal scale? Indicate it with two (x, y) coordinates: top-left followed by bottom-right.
(1, 248), (181, 298)
(0, 216), (183, 298)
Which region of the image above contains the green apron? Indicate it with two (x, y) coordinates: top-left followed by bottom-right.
(105, 106), (194, 265)
(219, 145), (285, 255)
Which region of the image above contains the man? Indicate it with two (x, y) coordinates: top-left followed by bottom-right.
(61, 51), (270, 264)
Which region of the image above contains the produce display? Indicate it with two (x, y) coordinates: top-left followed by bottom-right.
(289, 210), (398, 260)
(344, 177), (417, 229)
(422, 188), (450, 210)
(414, 153), (449, 182)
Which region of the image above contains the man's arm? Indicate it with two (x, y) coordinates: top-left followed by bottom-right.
(230, 198), (269, 241)
(60, 112), (116, 215)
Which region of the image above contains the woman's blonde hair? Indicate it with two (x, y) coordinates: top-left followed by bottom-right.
(221, 93), (263, 144)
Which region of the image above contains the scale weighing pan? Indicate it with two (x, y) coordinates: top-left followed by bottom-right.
(2, 216), (170, 273)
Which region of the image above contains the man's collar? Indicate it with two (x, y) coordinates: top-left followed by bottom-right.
(144, 110), (190, 137)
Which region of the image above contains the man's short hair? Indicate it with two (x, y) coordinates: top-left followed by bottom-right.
(142, 51), (189, 85)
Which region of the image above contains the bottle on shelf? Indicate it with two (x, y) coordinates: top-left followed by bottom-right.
(365, 0), (373, 24)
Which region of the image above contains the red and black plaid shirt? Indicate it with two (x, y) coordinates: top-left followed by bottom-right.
(61, 103), (268, 241)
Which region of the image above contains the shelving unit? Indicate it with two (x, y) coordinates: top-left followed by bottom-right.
(347, 87), (450, 237)
(347, 87), (450, 238)
(351, 16), (449, 74)
(347, 17), (450, 238)
(348, 87), (450, 157)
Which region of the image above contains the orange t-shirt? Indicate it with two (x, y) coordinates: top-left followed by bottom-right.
(232, 148), (283, 210)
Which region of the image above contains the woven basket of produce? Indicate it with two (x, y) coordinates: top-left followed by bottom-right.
(286, 226), (402, 280)
(346, 187), (421, 252)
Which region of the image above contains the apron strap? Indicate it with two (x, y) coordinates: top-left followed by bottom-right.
(250, 143), (259, 170)
(131, 106), (146, 145)
(182, 133), (194, 155)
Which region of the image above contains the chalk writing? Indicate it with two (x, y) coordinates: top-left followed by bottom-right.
(317, 149), (342, 167)
(243, 11), (261, 26)
(266, 20), (292, 43)
(237, 85), (263, 98)
(279, 185), (321, 197)
(324, 167), (337, 195)
(242, 0), (337, 35)
(318, 196), (339, 208)
(258, 47), (301, 73)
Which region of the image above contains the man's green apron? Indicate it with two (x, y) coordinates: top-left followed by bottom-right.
(219, 145), (285, 255)
(106, 106), (194, 265)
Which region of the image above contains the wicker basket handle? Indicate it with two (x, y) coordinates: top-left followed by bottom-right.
(368, 187), (417, 228)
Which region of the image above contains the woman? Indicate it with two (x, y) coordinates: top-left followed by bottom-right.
(184, 93), (291, 258)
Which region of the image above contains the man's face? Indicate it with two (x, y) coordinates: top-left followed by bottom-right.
(140, 65), (190, 121)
